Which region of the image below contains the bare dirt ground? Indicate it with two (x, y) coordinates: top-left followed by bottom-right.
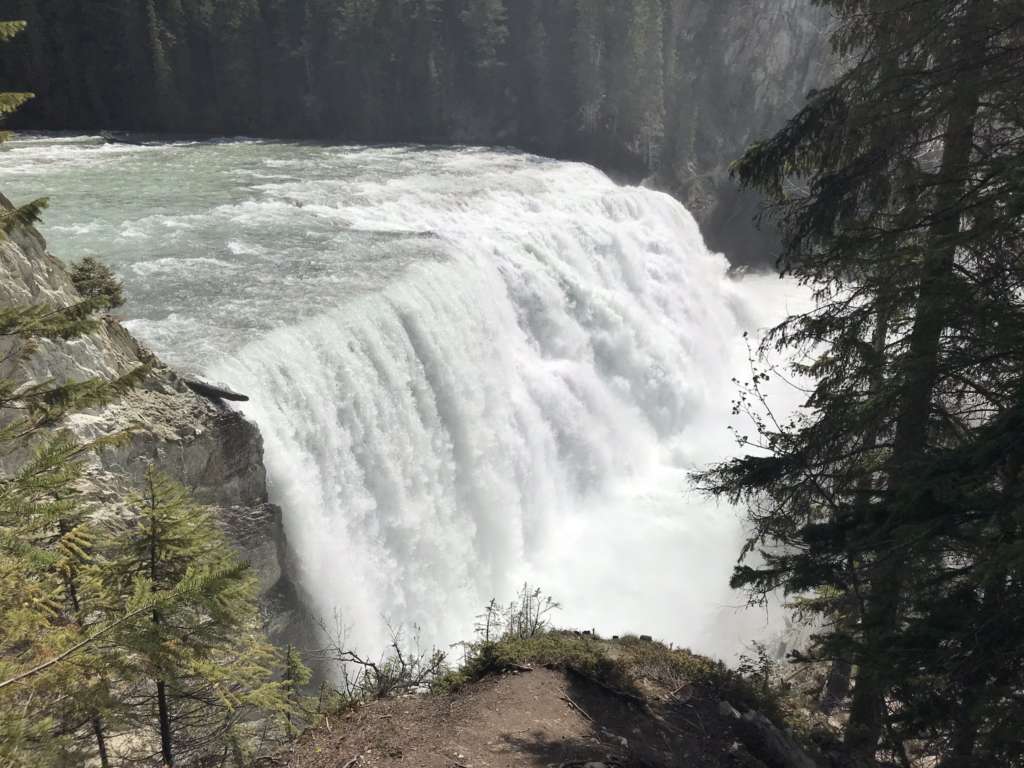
(286, 667), (748, 768)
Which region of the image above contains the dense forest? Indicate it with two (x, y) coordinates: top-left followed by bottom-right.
(0, 0), (828, 264)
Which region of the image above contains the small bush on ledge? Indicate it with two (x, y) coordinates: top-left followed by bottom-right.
(70, 256), (125, 310)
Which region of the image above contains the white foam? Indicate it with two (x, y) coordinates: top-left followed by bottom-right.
(209, 159), (805, 658)
(226, 240), (265, 256)
(131, 256), (238, 277)
(5, 140), (807, 660)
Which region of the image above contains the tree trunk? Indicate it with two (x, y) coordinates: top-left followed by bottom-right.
(827, 302), (889, 716)
(60, 518), (112, 768)
(92, 715), (110, 768)
(820, 649), (852, 715)
(157, 679), (174, 767)
(845, 2), (989, 761)
(149, 487), (174, 766)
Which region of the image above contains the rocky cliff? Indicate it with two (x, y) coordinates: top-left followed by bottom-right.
(0, 201), (286, 601)
(656, 0), (833, 266)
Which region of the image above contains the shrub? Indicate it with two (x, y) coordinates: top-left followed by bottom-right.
(315, 615), (449, 701)
(736, 641), (778, 696)
(69, 256), (125, 309)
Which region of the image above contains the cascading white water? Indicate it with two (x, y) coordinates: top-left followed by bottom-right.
(206, 158), (800, 657)
(3, 137), (805, 659)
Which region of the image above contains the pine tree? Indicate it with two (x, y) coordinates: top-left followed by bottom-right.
(571, 0), (605, 137)
(212, 0), (264, 133)
(35, 435), (123, 768)
(620, 0), (664, 163)
(0, 432), (102, 766)
(699, 1), (1024, 765)
(1, 18), (296, 762)
(0, 305), (145, 765)
(144, 0), (178, 129)
(0, 21), (32, 132)
(281, 643), (311, 739)
(459, 0), (507, 74)
(69, 256), (126, 311)
(0, 19), (47, 235)
(102, 468), (296, 766)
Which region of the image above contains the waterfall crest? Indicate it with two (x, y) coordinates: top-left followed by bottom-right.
(211, 159), (791, 655)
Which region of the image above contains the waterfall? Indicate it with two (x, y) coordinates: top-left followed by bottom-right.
(1, 137), (804, 657)
(209, 158), (801, 657)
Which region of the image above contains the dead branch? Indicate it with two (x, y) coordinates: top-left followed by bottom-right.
(560, 695), (593, 722)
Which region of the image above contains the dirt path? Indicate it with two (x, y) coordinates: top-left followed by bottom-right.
(288, 668), (741, 768)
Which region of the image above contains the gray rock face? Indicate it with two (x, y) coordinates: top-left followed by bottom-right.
(0, 206), (287, 601)
(660, 0), (833, 266)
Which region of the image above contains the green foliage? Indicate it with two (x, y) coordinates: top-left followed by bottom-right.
(459, 0), (508, 71)
(0, 431), (103, 766)
(0, 20), (26, 42)
(441, 630), (629, 693)
(0, 213), (293, 765)
(0, 278), (152, 765)
(0, 305), (147, 441)
(0, 295), (298, 765)
(439, 584), (562, 686)
(0, 19), (295, 759)
(282, 643), (312, 738)
(0, 196), (48, 235)
(430, 587), (778, 721)
(438, 621), (781, 723)
(0, 90), (32, 118)
(69, 257), (125, 310)
(477, 583), (560, 642)
(0, 19), (46, 228)
(736, 642), (777, 697)
(699, 1), (1024, 765)
(101, 468), (299, 766)
(0, 19), (33, 128)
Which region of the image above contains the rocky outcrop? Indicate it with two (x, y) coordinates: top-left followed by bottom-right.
(69, 381), (285, 597)
(0, 205), (286, 600)
(719, 700), (820, 768)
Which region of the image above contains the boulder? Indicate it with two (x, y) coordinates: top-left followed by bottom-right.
(719, 700), (819, 768)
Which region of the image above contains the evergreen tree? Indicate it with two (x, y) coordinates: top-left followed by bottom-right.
(571, 0), (605, 137)
(0, 0), (828, 251)
(620, 0), (664, 163)
(1, 19), (297, 763)
(0, 20), (31, 134)
(699, 1), (1024, 765)
(0, 431), (105, 766)
(0, 296), (147, 765)
(459, 0), (507, 73)
(281, 643), (311, 739)
(145, 0), (178, 128)
(69, 256), (125, 311)
(212, 0), (263, 134)
(102, 469), (296, 766)
(0, 19), (46, 234)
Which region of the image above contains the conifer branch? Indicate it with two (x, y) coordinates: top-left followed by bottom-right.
(0, 603), (154, 691)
